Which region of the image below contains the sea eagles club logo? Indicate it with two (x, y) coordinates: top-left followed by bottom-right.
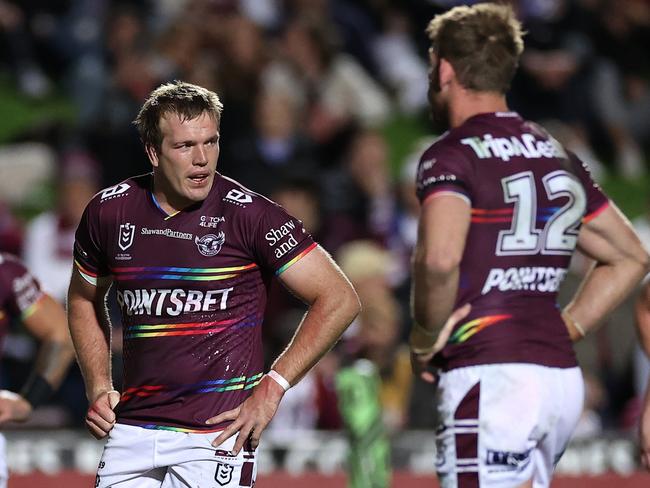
(118, 223), (135, 251)
(195, 231), (225, 256)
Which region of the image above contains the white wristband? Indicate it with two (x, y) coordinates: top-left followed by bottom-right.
(267, 370), (291, 391)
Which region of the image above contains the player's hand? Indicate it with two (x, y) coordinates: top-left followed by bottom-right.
(410, 304), (471, 384)
(206, 375), (285, 454)
(640, 392), (650, 470)
(0, 390), (33, 424)
(85, 390), (121, 439)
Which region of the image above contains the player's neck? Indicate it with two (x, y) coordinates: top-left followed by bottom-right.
(449, 89), (508, 128)
(151, 173), (194, 216)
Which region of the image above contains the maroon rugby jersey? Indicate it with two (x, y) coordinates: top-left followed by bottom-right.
(0, 253), (44, 355)
(73, 173), (316, 432)
(416, 112), (609, 371)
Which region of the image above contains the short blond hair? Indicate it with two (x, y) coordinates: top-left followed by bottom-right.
(426, 3), (524, 93)
(133, 80), (223, 153)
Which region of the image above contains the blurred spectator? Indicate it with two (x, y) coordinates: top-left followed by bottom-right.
(0, 1), (51, 98)
(510, 0), (607, 177)
(323, 130), (398, 249)
(22, 150), (99, 303)
(373, 8), (429, 114)
(263, 14), (391, 163)
(589, 0), (650, 179)
(337, 240), (412, 431)
(220, 89), (318, 196)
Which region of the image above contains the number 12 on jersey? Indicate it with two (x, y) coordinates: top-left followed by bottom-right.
(497, 170), (587, 256)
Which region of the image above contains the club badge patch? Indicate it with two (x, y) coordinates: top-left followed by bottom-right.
(195, 231), (225, 256)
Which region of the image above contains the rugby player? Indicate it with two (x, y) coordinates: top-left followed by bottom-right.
(0, 253), (74, 488)
(67, 81), (360, 487)
(409, 4), (649, 487)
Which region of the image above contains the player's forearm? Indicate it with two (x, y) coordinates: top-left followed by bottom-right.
(271, 286), (360, 386)
(566, 258), (648, 335)
(30, 340), (75, 389)
(68, 294), (113, 401)
(22, 295), (75, 389)
(411, 256), (459, 336)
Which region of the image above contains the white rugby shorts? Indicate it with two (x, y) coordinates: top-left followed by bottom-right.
(95, 424), (257, 487)
(434, 364), (583, 488)
(0, 433), (7, 488)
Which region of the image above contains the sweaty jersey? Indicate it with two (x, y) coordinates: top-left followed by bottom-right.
(0, 253), (44, 354)
(74, 173), (316, 432)
(416, 112), (609, 371)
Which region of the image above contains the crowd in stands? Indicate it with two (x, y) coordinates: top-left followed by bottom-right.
(0, 0), (649, 440)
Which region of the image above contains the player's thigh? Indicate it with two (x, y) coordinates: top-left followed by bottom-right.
(0, 434), (7, 488)
(435, 364), (553, 488)
(532, 367), (583, 488)
(95, 423), (162, 488)
(435, 365), (485, 488)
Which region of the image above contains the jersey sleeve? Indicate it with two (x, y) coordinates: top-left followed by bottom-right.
(73, 199), (110, 285)
(416, 143), (474, 205)
(567, 152), (610, 222)
(252, 202), (317, 275)
(0, 256), (44, 320)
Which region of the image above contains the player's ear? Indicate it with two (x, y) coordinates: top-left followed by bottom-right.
(438, 58), (455, 90)
(145, 144), (159, 168)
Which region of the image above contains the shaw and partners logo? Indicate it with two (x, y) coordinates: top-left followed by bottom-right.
(118, 223), (135, 251)
(141, 227), (193, 241)
(195, 231), (225, 257)
(265, 220), (299, 258)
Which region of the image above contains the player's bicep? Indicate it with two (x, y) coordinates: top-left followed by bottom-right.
(68, 266), (112, 308)
(277, 245), (353, 306)
(577, 202), (646, 265)
(416, 193), (471, 268)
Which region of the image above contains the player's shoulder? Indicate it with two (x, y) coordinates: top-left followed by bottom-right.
(88, 174), (149, 211)
(417, 129), (474, 181)
(217, 173), (280, 215)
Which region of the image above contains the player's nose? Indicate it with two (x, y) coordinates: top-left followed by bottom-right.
(192, 145), (208, 166)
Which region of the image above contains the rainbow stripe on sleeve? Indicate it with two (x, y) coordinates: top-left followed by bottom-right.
(110, 263), (258, 282)
(582, 201), (609, 223)
(75, 260), (99, 286)
(275, 243), (317, 275)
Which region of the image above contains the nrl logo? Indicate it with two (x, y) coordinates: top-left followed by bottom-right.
(195, 231), (225, 257)
(214, 462), (234, 486)
(118, 223), (135, 251)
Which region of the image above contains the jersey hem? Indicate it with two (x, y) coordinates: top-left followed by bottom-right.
(116, 418), (228, 434)
(439, 356), (578, 372)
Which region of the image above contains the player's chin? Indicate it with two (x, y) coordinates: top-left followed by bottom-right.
(184, 178), (214, 201)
